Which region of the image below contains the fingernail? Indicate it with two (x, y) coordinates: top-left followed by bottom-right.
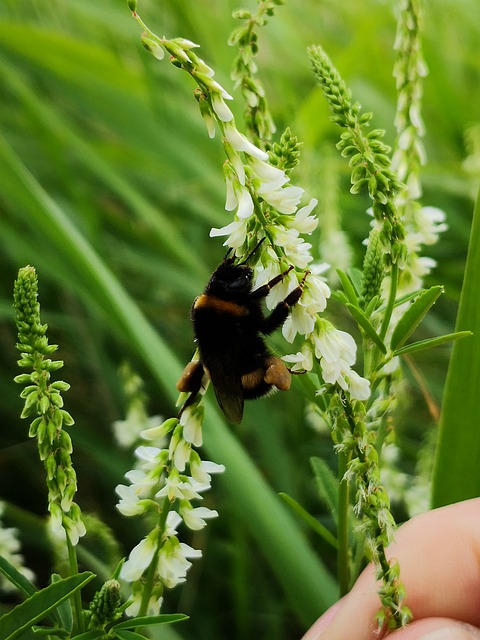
(420, 626), (480, 640)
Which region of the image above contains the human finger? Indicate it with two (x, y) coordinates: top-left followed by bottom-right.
(304, 498), (480, 640)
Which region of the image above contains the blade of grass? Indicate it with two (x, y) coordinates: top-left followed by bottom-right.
(431, 189), (480, 507)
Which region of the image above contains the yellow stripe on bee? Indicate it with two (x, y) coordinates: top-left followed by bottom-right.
(194, 294), (249, 316)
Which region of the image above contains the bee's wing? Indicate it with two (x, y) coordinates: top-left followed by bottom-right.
(207, 361), (244, 424)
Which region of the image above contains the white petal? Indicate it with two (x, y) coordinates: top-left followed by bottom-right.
(224, 124), (268, 161)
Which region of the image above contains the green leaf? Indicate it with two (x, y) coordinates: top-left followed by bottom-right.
(113, 631), (148, 640)
(279, 493), (337, 549)
(32, 627), (69, 637)
(0, 555), (36, 598)
(50, 574), (73, 633)
(393, 331), (472, 357)
(112, 614), (189, 630)
(336, 269), (358, 306)
(432, 188), (480, 507)
(390, 285), (444, 351)
(346, 303), (387, 354)
(310, 457), (339, 522)
(0, 572), (95, 640)
(71, 631), (104, 640)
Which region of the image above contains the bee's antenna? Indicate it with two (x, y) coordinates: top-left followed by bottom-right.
(223, 247), (234, 261)
(239, 237), (266, 265)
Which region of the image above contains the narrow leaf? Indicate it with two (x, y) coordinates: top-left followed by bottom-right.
(31, 627), (69, 637)
(310, 457), (339, 523)
(112, 614), (188, 630)
(432, 187), (480, 506)
(73, 632), (106, 640)
(336, 269), (359, 306)
(0, 572), (95, 640)
(114, 631), (148, 640)
(279, 493), (338, 549)
(51, 574), (73, 632)
(346, 303), (387, 354)
(390, 285), (444, 351)
(0, 555), (36, 598)
(393, 331), (472, 357)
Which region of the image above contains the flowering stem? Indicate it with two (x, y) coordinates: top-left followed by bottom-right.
(139, 544), (161, 618)
(66, 535), (84, 634)
(337, 450), (350, 596)
(379, 262), (399, 343)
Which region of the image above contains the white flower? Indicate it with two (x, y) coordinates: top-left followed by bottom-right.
(0, 505), (35, 590)
(345, 369), (371, 401)
(249, 157), (289, 192)
(179, 503), (219, 530)
(313, 323), (356, 366)
(261, 185), (304, 214)
(210, 218), (248, 248)
(224, 123), (268, 161)
(289, 198), (319, 234)
(282, 346), (313, 372)
(121, 533), (158, 582)
(190, 455), (225, 484)
(157, 538), (201, 589)
(116, 484), (144, 516)
(165, 511), (182, 536)
(134, 446), (163, 471)
(282, 305), (316, 342)
(180, 405), (203, 447)
(211, 93), (234, 122)
(303, 275), (330, 314)
(125, 588), (163, 618)
(168, 431), (191, 472)
(63, 516), (86, 547)
(415, 206), (448, 245)
(124, 468), (157, 494)
(236, 187), (255, 219)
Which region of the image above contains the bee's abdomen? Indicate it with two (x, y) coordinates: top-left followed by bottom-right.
(193, 294), (249, 316)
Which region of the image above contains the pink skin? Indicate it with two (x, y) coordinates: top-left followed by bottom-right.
(302, 499), (480, 640)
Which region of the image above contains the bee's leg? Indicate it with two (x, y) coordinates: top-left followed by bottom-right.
(261, 271), (309, 335)
(241, 357), (291, 398)
(251, 265), (295, 301)
(176, 360), (205, 415)
(264, 356), (291, 391)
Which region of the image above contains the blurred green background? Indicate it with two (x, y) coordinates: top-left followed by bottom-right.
(0, 0), (479, 638)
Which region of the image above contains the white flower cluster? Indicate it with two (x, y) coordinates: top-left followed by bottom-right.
(116, 415), (224, 616)
(0, 502), (35, 591)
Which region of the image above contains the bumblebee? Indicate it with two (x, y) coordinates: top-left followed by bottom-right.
(177, 241), (307, 423)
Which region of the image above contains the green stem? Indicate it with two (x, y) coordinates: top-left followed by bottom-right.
(66, 532), (84, 634)
(337, 450), (350, 596)
(379, 262), (399, 343)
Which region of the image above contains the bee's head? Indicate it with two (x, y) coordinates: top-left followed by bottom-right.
(205, 238), (265, 300)
(206, 259), (253, 300)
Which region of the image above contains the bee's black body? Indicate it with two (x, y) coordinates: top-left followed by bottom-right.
(177, 249), (306, 423)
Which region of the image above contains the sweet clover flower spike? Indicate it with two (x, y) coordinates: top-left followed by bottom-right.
(13, 266), (85, 546)
(390, 0), (447, 307)
(116, 416), (224, 616)
(229, 1), (283, 144)
(308, 45), (407, 267)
